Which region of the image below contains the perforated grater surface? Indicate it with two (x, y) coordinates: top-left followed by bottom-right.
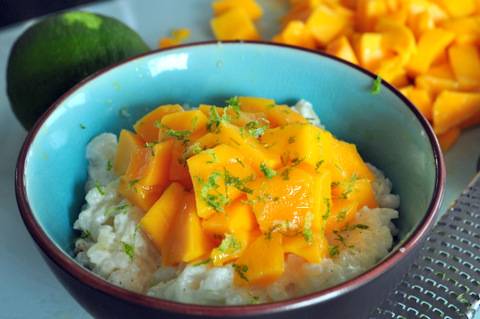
(372, 173), (480, 319)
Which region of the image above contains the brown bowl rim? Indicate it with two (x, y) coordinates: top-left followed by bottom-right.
(15, 40), (446, 317)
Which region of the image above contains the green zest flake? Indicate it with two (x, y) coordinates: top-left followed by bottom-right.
(95, 181), (105, 196)
(234, 157), (245, 167)
(303, 228), (313, 243)
(353, 224), (369, 230)
(105, 203), (130, 218)
(190, 143), (203, 155)
(80, 230), (91, 239)
(322, 198), (331, 221)
(291, 157), (305, 167)
(154, 120), (163, 129)
(199, 172), (229, 212)
(128, 179), (140, 190)
(218, 234), (242, 253)
(122, 242), (135, 260)
(191, 116), (199, 131)
(206, 149), (218, 164)
(329, 245), (339, 257)
(79, 123), (86, 129)
(245, 120), (267, 138)
(166, 129), (191, 143)
(281, 168), (291, 181)
(224, 169), (253, 194)
(232, 263), (249, 282)
(288, 136), (296, 144)
(193, 258), (212, 266)
(336, 209), (348, 221)
(265, 224), (281, 240)
(249, 294), (260, 304)
(145, 141), (159, 156)
(225, 96), (240, 118)
(371, 75), (382, 95)
(260, 162), (276, 179)
(333, 230), (347, 247)
(303, 212), (314, 243)
(315, 160), (324, 172)
(106, 160), (113, 171)
(341, 174), (358, 199)
(207, 106), (222, 132)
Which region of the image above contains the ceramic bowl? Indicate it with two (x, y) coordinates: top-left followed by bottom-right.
(16, 41), (445, 319)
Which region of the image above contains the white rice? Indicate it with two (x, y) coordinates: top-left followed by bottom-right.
(73, 102), (400, 305)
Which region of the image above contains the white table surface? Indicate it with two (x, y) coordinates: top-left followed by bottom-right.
(0, 1), (479, 318)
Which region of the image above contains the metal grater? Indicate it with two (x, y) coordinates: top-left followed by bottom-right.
(372, 173), (480, 319)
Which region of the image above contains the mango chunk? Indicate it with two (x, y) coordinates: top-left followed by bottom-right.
(261, 123), (333, 170)
(266, 105), (309, 127)
(114, 129), (145, 176)
(160, 110), (209, 141)
(283, 233), (328, 263)
(140, 183), (186, 252)
(374, 57), (409, 88)
(356, 0), (388, 32)
(441, 17), (480, 45)
(274, 20), (316, 49)
(210, 8), (260, 40)
(188, 144), (256, 218)
(312, 168), (332, 231)
(212, 0), (263, 20)
(448, 44), (480, 87)
(325, 201), (358, 234)
(306, 4), (353, 47)
(118, 178), (164, 212)
(233, 233), (284, 286)
(328, 140), (375, 184)
(435, 0), (476, 18)
(433, 90), (480, 134)
(247, 166), (317, 234)
(238, 96), (276, 113)
(438, 127), (461, 151)
(141, 140), (173, 187)
(326, 36), (359, 65)
(134, 104), (183, 142)
(353, 32), (388, 70)
(202, 198), (258, 235)
(163, 193), (215, 265)
(400, 86), (433, 120)
(407, 28), (455, 76)
(210, 231), (258, 266)
(168, 141), (193, 189)
(377, 22), (416, 65)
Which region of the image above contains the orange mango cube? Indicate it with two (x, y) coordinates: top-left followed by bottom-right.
(134, 104), (183, 142)
(114, 129), (145, 176)
(212, 0), (263, 20)
(210, 8), (260, 40)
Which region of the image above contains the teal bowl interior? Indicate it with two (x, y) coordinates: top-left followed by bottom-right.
(22, 42), (439, 259)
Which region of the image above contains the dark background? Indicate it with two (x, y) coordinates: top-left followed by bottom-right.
(0, 0), (101, 27)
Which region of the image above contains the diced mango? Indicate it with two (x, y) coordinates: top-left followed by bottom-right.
(188, 144), (256, 218)
(140, 183), (186, 252)
(400, 86), (433, 120)
(140, 140), (173, 187)
(212, 0), (263, 20)
(326, 36), (359, 65)
(238, 96), (276, 113)
(261, 123), (333, 170)
(233, 233), (284, 286)
(441, 17), (480, 44)
(328, 140), (375, 184)
(353, 32), (388, 70)
(408, 11), (435, 39)
(448, 44), (480, 87)
(356, 0), (388, 32)
(202, 198), (258, 235)
(266, 105), (309, 127)
(247, 166), (317, 234)
(438, 127), (461, 151)
(311, 168), (332, 231)
(325, 201), (358, 234)
(210, 8), (260, 40)
(374, 57), (409, 88)
(163, 193), (215, 265)
(435, 0), (476, 18)
(168, 141), (193, 189)
(114, 129), (145, 176)
(118, 178), (164, 212)
(377, 22), (416, 65)
(332, 177), (378, 208)
(306, 4), (353, 47)
(160, 110), (209, 141)
(210, 231), (258, 266)
(283, 233), (328, 263)
(407, 28), (455, 76)
(433, 90), (480, 134)
(134, 104), (183, 142)
(416, 74), (460, 97)
(274, 20), (316, 49)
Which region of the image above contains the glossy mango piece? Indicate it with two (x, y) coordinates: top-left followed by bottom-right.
(306, 4), (353, 47)
(202, 198), (258, 235)
(233, 233), (284, 286)
(134, 104), (183, 142)
(332, 177), (378, 209)
(168, 141), (192, 189)
(356, 0), (388, 32)
(448, 44), (480, 87)
(141, 140), (173, 186)
(118, 177), (164, 212)
(435, 0), (476, 18)
(441, 17), (480, 45)
(210, 8), (260, 41)
(238, 96), (275, 113)
(326, 36), (359, 65)
(160, 110), (208, 141)
(374, 56), (409, 88)
(247, 166), (317, 234)
(140, 183), (186, 252)
(261, 123), (333, 171)
(328, 140), (375, 184)
(273, 20), (316, 50)
(162, 193), (215, 265)
(114, 129), (145, 176)
(399, 86), (433, 120)
(433, 90), (480, 134)
(353, 32), (388, 70)
(210, 231), (258, 266)
(265, 105), (308, 127)
(407, 28), (455, 76)
(325, 201), (358, 234)
(311, 168), (332, 231)
(187, 144), (256, 218)
(376, 22), (416, 65)
(283, 233), (328, 263)
(212, 0), (263, 20)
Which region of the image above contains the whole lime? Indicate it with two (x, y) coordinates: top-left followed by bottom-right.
(7, 11), (150, 130)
